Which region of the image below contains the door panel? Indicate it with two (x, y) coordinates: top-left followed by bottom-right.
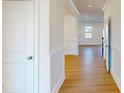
(3, 64), (25, 93)
(3, 7), (25, 52)
(3, 1), (34, 93)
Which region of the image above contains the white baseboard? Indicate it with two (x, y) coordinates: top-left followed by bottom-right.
(79, 44), (102, 46)
(64, 49), (79, 55)
(110, 70), (121, 91)
(64, 40), (79, 56)
(52, 74), (65, 93)
(50, 47), (64, 56)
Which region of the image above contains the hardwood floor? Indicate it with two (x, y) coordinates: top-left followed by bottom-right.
(58, 45), (120, 93)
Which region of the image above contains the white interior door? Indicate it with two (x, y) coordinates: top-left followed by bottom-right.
(3, 1), (34, 93)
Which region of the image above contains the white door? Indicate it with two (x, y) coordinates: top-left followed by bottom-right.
(3, 1), (34, 93)
(105, 18), (111, 72)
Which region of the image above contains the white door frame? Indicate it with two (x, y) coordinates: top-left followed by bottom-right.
(34, 0), (39, 92)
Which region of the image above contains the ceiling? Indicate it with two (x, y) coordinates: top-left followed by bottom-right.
(78, 15), (104, 22)
(72, 0), (107, 22)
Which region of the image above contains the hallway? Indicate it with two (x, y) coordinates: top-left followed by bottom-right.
(59, 46), (120, 93)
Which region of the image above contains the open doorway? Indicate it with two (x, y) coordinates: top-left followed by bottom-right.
(59, 0), (120, 93)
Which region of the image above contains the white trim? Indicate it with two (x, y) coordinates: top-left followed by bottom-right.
(110, 70), (121, 91)
(64, 50), (79, 56)
(68, 0), (80, 15)
(50, 47), (64, 56)
(2, 1), (33, 5)
(103, 0), (112, 11)
(64, 39), (78, 42)
(52, 74), (65, 93)
(34, 0), (39, 92)
(111, 45), (121, 51)
(79, 44), (102, 46)
(64, 0), (79, 17)
(64, 40), (79, 55)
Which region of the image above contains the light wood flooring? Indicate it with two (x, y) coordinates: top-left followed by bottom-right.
(58, 45), (120, 93)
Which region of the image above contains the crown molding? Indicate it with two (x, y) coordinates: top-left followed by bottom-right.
(64, 0), (80, 17)
(68, 0), (80, 15)
(103, 0), (112, 11)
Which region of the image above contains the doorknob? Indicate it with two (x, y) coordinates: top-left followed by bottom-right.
(27, 56), (33, 60)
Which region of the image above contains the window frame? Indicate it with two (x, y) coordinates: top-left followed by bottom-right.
(84, 25), (93, 39)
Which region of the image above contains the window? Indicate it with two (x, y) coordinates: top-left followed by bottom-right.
(85, 25), (92, 39)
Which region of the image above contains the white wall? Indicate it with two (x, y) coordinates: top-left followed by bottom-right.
(78, 21), (103, 45)
(50, 0), (65, 93)
(104, 0), (121, 90)
(39, 0), (50, 93)
(64, 9), (79, 55)
(39, 0), (65, 93)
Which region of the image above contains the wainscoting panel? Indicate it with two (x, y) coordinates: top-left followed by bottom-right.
(50, 47), (65, 93)
(111, 46), (121, 90)
(64, 40), (79, 55)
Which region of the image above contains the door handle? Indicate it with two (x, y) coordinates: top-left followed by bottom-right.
(27, 56), (33, 60)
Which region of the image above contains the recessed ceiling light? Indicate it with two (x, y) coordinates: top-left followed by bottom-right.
(88, 5), (92, 8)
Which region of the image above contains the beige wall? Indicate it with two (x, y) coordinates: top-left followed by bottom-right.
(39, 0), (50, 93)
(50, 0), (64, 53)
(50, 0), (65, 93)
(104, 0), (121, 90)
(64, 9), (79, 55)
(39, 0), (64, 93)
(78, 21), (103, 45)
